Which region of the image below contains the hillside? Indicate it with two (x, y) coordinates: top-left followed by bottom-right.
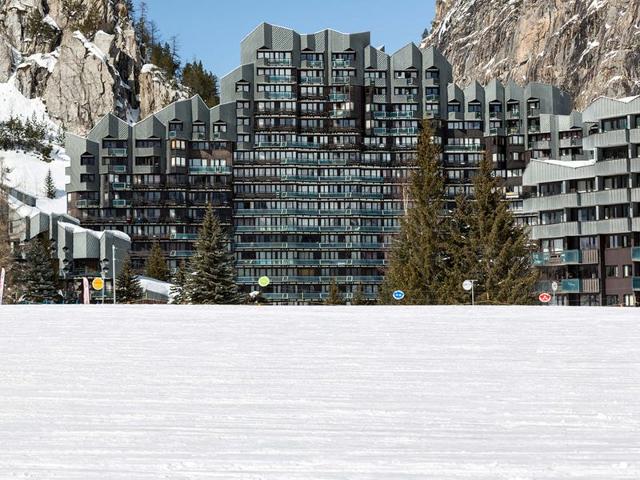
(421, 0), (640, 109)
(0, 0), (189, 134)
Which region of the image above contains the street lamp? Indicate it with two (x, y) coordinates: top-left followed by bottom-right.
(100, 258), (110, 304)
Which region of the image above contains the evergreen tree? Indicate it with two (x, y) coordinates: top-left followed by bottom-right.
(184, 205), (239, 304)
(116, 256), (143, 303)
(461, 156), (538, 304)
(169, 260), (188, 304)
(182, 60), (219, 106)
(324, 279), (344, 305)
(0, 163), (14, 300)
(379, 120), (449, 304)
(17, 238), (59, 303)
(145, 241), (168, 281)
(44, 168), (56, 199)
(351, 284), (368, 305)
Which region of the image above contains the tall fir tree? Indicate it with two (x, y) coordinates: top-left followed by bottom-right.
(169, 260), (188, 304)
(461, 156), (538, 304)
(182, 60), (219, 107)
(324, 279), (344, 305)
(18, 238), (59, 303)
(184, 205), (239, 304)
(116, 256), (143, 303)
(145, 241), (168, 281)
(44, 168), (56, 199)
(0, 161), (13, 297)
(351, 284), (368, 305)
(379, 120), (450, 304)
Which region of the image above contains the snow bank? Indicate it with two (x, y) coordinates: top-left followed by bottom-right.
(0, 305), (638, 479)
(0, 82), (56, 130)
(0, 148), (68, 214)
(137, 275), (174, 299)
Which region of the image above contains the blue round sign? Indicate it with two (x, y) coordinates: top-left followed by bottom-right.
(392, 290), (405, 301)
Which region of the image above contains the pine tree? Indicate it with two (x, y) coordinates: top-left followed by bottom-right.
(379, 119), (449, 304)
(44, 168), (56, 199)
(462, 156), (538, 304)
(169, 260), (188, 304)
(18, 238), (59, 303)
(0, 164), (14, 300)
(184, 205), (239, 304)
(351, 284), (368, 305)
(182, 61), (219, 106)
(324, 279), (344, 305)
(145, 241), (168, 281)
(116, 256), (143, 303)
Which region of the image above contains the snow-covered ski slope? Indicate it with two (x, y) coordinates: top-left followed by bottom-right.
(1, 305), (639, 479)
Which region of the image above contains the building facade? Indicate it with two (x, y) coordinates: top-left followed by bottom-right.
(523, 96), (640, 306)
(65, 23), (639, 305)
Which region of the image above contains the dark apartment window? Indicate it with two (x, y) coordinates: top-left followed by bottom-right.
(425, 69), (439, 80)
(80, 155), (95, 166)
(623, 265), (633, 277)
(601, 204), (629, 219)
(102, 139), (126, 148)
(135, 139), (161, 148)
(634, 114), (640, 129)
(135, 157), (159, 167)
(193, 124), (206, 133)
(489, 102), (502, 113)
(579, 236), (599, 249)
(603, 175), (627, 190)
(447, 102), (461, 113)
(605, 295), (619, 306)
(605, 265), (619, 278)
(467, 103), (481, 113)
(539, 182), (562, 196)
(169, 121), (183, 132)
(80, 174), (95, 183)
(602, 116), (627, 132)
(236, 82), (250, 92)
(606, 234), (630, 248)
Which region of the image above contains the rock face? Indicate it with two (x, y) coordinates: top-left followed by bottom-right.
(421, 0), (640, 109)
(0, 0), (189, 134)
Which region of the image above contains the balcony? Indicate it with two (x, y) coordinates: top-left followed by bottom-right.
(489, 111), (502, 120)
(332, 76), (353, 84)
(632, 247), (640, 262)
(527, 108), (541, 117)
(75, 199), (99, 208)
(528, 125), (540, 133)
(633, 277), (640, 291)
(329, 109), (353, 118)
(170, 233), (198, 240)
(105, 147), (127, 157)
(532, 140), (551, 150)
(332, 59), (354, 68)
(560, 137), (582, 148)
(424, 94), (440, 102)
(300, 76), (323, 84)
(266, 75), (295, 83)
(192, 132), (206, 141)
(265, 91), (296, 100)
(302, 59), (324, 69)
(111, 182), (130, 191)
(329, 93), (348, 101)
(265, 58), (292, 66)
(111, 165), (127, 174)
(373, 111), (416, 119)
(169, 250), (193, 257)
(532, 249), (581, 266)
(112, 199), (131, 208)
(257, 141), (317, 149)
(560, 279), (581, 293)
(444, 144), (484, 152)
(506, 110), (520, 119)
(188, 166), (232, 174)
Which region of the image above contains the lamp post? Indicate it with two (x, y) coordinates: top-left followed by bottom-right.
(112, 244), (117, 305)
(100, 258), (110, 304)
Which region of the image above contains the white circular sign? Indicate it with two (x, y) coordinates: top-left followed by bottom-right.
(462, 280), (473, 291)
(551, 281), (558, 292)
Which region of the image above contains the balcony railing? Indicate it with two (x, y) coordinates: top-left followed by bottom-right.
(265, 58), (292, 66)
(112, 199), (131, 208)
(300, 76), (323, 84)
(170, 233), (198, 240)
(332, 59), (354, 68)
(265, 91), (296, 100)
(188, 166), (232, 174)
(111, 182), (130, 191)
(373, 111), (416, 119)
(560, 279), (581, 293)
(106, 148), (128, 157)
(633, 277), (640, 291)
(332, 76), (352, 84)
(424, 94), (440, 102)
(329, 93), (348, 101)
(266, 75), (295, 83)
(532, 249), (581, 266)
(444, 144), (485, 152)
(110, 165), (127, 173)
(169, 250), (193, 257)
(329, 109), (352, 118)
(632, 247), (640, 262)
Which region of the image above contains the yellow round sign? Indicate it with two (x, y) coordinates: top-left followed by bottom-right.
(258, 276), (270, 288)
(92, 277), (104, 290)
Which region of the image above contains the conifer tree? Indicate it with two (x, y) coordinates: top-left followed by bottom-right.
(169, 260), (188, 304)
(116, 256), (143, 303)
(462, 156), (538, 304)
(182, 61), (219, 106)
(18, 238), (59, 303)
(351, 284), (368, 305)
(44, 168), (56, 199)
(379, 120), (449, 304)
(0, 161), (13, 295)
(324, 279), (344, 305)
(184, 205), (239, 304)
(145, 241), (168, 281)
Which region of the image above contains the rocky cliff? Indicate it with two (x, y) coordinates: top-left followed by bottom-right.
(0, 0), (188, 134)
(421, 0), (640, 109)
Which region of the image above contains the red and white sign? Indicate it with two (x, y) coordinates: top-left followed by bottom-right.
(538, 292), (552, 303)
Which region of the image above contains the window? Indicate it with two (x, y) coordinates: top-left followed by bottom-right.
(425, 69), (439, 80)
(169, 121), (183, 132)
(607, 234), (630, 248)
(605, 295), (620, 306)
(623, 265), (633, 278)
(602, 116), (627, 132)
(624, 294), (636, 307)
(605, 265), (619, 278)
(447, 102), (461, 113)
(80, 174), (95, 182)
(80, 155), (95, 166)
(236, 82), (250, 92)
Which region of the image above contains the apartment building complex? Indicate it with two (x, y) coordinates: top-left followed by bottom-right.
(523, 96), (640, 306)
(66, 23), (640, 305)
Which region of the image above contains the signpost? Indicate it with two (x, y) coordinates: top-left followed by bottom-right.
(392, 290), (405, 301)
(462, 279), (476, 306)
(538, 292), (552, 303)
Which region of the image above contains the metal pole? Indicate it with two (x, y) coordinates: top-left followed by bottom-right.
(102, 271), (105, 304)
(112, 244), (116, 305)
(471, 282), (475, 306)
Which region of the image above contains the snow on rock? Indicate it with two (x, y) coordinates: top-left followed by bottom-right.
(0, 81), (56, 131)
(0, 305), (638, 479)
(72, 30), (108, 63)
(17, 48), (60, 73)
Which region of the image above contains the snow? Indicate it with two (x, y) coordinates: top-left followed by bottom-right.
(0, 305), (638, 479)
(0, 148), (68, 214)
(578, 40), (600, 63)
(43, 14), (60, 30)
(0, 82), (57, 132)
(73, 30), (108, 63)
(141, 63), (157, 74)
(18, 48), (59, 73)
(541, 158), (597, 168)
(137, 275), (174, 298)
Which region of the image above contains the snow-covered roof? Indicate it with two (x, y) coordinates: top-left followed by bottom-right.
(137, 276), (174, 299)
